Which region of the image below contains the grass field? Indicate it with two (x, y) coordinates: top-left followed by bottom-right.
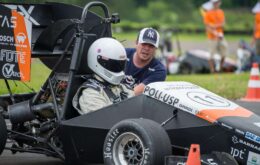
(0, 33), (251, 99)
(113, 32), (252, 42)
(0, 59), (250, 99)
(167, 72), (249, 99)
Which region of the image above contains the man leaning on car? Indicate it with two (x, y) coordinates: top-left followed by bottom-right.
(122, 27), (167, 95)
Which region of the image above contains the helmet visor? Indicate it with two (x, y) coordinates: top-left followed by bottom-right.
(97, 55), (126, 73)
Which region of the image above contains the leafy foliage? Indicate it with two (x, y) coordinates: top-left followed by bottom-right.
(1, 0), (257, 32)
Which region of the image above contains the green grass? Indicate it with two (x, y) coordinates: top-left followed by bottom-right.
(167, 72), (250, 99)
(0, 33), (252, 99)
(113, 31), (137, 41)
(0, 59), (250, 99)
(113, 32), (252, 42)
(176, 33), (252, 42)
(0, 59), (51, 95)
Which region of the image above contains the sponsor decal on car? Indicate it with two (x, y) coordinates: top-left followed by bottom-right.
(247, 151), (260, 165)
(187, 91), (231, 107)
(4, 5), (39, 25)
(0, 4), (32, 81)
(144, 82), (253, 123)
(0, 49), (26, 63)
(232, 136), (239, 144)
(103, 128), (151, 164)
(0, 15), (16, 28)
(15, 32), (26, 44)
(232, 136), (260, 152)
(230, 147), (246, 160)
(143, 86), (180, 107)
(0, 35), (14, 43)
(103, 128), (119, 159)
(178, 103), (195, 114)
(245, 132), (260, 144)
(2, 63), (23, 79)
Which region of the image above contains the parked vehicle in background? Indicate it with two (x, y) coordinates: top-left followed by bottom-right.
(160, 49), (237, 74)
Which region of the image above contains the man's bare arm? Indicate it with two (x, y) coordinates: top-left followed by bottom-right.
(134, 83), (146, 96)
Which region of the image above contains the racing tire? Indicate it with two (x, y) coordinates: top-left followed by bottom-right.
(103, 118), (172, 165)
(0, 114), (7, 155)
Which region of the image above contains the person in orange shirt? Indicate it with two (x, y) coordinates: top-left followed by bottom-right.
(204, 0), (228, 73)
(252, 1), (260, 60)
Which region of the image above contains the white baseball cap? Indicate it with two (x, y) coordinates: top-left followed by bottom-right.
(137, 28), (160, 48)
(252, 2), (260, 13)
(211, 0), (220, 2)
(202, 1), (213, 11)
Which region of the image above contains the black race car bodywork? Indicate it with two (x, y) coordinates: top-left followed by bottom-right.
(59, 82), (260, 165)
(0, 2), (259, 165)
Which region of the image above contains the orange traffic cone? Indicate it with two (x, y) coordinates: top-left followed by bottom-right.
(186, 144), (201, 165)
(242, 62), (260, 102)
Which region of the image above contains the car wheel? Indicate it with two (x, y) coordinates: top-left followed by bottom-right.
(103, 118), (172, 165)
(179, 63), (192, 74)
(0, 114), (7, 155)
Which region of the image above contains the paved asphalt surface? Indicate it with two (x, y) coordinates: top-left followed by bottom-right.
(0, 100), (259, 165)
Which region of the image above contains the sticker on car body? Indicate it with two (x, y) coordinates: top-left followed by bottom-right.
(144, 82), (253, 123)
(0, 4), (32, 82)
(247, 151), (260, 165)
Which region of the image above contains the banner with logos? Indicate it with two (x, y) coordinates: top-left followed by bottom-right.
(0, 4), (32, 82)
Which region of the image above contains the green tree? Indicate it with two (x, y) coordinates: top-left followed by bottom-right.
(136, 1), (177, 24)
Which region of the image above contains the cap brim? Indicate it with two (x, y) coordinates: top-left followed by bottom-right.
(138, 40), (157, 48)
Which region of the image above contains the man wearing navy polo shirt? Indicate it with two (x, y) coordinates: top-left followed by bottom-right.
(123, 28), (167, 95)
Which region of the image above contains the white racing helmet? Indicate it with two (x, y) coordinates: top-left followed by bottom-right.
(87, 38), (127, 85)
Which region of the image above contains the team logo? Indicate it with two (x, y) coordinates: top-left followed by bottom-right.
(2, 63), (15, 78)
(232, 136), (239, 144)
(15, 33), (26, 44)
(5, 5), (39, 25)
(147, 30), (155, 38)
(187, 91), (230, 107)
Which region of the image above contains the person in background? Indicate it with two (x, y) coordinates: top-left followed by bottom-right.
(251, 0), (260, 64)
(203, 0), (228, 73)
(123, 27), (167, 95)
(73, 38), (134, 115)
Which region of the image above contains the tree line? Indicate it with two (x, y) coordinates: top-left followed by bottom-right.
(1, 0), (259, 32)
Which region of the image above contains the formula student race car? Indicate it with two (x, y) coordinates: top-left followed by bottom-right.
(0, 1), (259, 165)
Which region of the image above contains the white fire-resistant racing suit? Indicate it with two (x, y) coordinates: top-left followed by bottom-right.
(73, 75), (134, 115)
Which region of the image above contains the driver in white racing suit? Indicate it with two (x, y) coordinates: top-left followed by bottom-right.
(73, 38), (134, 114)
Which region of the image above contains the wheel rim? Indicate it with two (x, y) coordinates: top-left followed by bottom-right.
(113, 132), (144, 165)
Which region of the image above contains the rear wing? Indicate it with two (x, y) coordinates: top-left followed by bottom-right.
(3, 2), (86, 49)
(0, 2), (118, 79)
(2, 2), (113, 56)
